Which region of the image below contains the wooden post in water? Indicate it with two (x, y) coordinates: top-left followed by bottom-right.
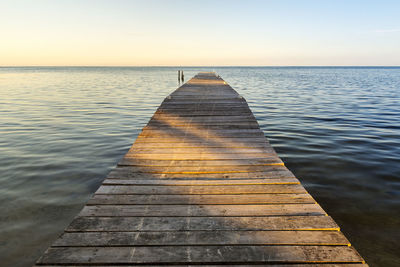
(35, 72), (367, 266)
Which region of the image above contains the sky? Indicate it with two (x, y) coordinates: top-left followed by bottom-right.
(0, 0), (399, 66)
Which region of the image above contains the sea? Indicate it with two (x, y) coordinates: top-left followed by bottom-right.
(0, 67), (399, 266)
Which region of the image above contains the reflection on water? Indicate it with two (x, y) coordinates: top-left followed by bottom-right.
(0, 67), (399, 266)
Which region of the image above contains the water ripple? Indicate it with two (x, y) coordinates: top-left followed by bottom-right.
(0, 67), (399, 266)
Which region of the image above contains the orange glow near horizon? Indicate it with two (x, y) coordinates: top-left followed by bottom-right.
(1, 1), (399, 66)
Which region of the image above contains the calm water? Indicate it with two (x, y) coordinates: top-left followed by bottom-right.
(0, 67), (399, 266)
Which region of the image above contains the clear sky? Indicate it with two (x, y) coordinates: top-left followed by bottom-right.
(1, 0), (399, 66)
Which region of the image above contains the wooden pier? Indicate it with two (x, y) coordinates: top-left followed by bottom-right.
(36, 72), (367, 266)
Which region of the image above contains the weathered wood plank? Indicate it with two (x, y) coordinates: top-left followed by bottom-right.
(107, 167), (296, 179)
(131, 142), (271, 148)
(147, 119), (259, 125)
(35, 264), (370, 267)
(161, 97), (244, 102)
(78, 204), (326, 217)
(163, 93), (244, 98)
(104, 165), (286, 174)
(166, 96), (244, 100)
(118, 158), (283, 167)
(157, 103), (249, 108)
(102, 178), (299, 185)
(133, 137), (269, 143)
(144, 123), (261, 129)
(156, 109), (253, 114)
(171, 91), (236, 94)
(139, 128), (264, 133)
(158, 104), (250, 109)
(171, 92), (238, 96)
(53, 230), (350, 247)
(137, 130), (265, 138)
(37, 246), (364, 265)
(121, 154), (279, 161)
(154, 110), (254, 116)
(150, 114), (257, 122)
(127, 147), (276, 154)
(95, 184), (306, 195)
(66, 215), (339, 232)
(172, 88), (234, 91)
(87, 193), (313, 205)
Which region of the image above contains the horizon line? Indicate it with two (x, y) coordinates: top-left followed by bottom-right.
(1, 65), (400, 68)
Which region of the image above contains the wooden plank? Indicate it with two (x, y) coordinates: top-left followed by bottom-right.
(156, 108), (252, 113)
(137, 130), (265, 138)
(127, 147), (275, 154)
(148, 119), (259, 125)
(168, 87), (234, 91)
(87, 193), (313, 205)
(161, 98), (245, 102)
(145, 125), (261, 130)
(140, 128), (263, 132)
(142, 125), (260, 131)
(144, 124), (261, 129)
(158, 104), (250, 108)
(171, 91), (236, 94)
(164, 92), (240, 95)
(164, 100), (246, 103)
(53, 230), (350, 247)
(131, 143), (271, 148)
(103, 165), (286, 174)
(121, 154), (278, 161)
(37, 246), (364, 265)
(150, 114), (257, 121)
(167, 93), (240, 96)
(136, 133), (265, 139)
(107, 167), (296, 179)
(158, 101), (248, 105)
(154, 111), (254, 116)
(172, 91), (236, 93)
(133, 137), (268, 143)
(66, 215), (340, 232)
(101, 178), (299, 185)
(118, 158), (283, 167)
(35, 264), (370, 267)
(162, 99), (248, 104)
(172, 89), (235, 92)
(78, 204), (326, 217)
(95, 184), (306, 195)
(124, 153), (280, 161)
(160, 104), (249, 108)
(168, 95), (241, 98)
(148, 118), (255, 124)
(157, 103), (249, 107)
(175, 84), (231, 86)
(34, 264), (369, 267)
